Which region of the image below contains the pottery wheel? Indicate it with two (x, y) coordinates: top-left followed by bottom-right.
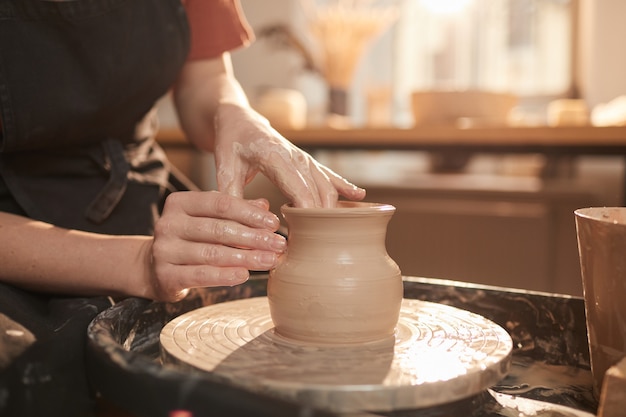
(160, 297), (512, 413)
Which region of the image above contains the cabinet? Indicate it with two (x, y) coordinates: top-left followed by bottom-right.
(364, 181), (596, 296)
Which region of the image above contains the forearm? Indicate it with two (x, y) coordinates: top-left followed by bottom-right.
(0, 212), (153, 298)
(173, 52), (251, 152)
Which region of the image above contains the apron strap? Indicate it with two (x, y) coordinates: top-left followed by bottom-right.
(85, 138), (130, 224)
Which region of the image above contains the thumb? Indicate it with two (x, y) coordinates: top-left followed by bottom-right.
(215, 156), (246, 198)
(217, 169), (245, 198)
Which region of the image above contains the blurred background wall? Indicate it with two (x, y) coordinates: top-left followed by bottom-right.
(159, 0), (626, 296)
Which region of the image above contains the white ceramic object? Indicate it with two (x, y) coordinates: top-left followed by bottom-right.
(254, 88), (307, 129)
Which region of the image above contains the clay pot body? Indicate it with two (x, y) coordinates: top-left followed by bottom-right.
(268, 201), (403, 344)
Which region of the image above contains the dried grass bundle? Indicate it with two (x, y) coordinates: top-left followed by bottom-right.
(303, 0), (398, 89)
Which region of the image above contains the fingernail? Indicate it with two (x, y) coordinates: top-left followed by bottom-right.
(260, 252), (278, 267)
(229, 269), (249, 286)
(271, 235), (287, 251)
(264, 215), (280, 229)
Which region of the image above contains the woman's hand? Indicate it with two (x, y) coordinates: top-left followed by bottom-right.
(148, 191), (286, 301)
(174, 54), (366, 208)
(0, 193), (284, 302)
(214, 103), (365, 208)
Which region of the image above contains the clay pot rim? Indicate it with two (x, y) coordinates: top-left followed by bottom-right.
(575, 207), (626, 225)
(281, 201), (395, 216)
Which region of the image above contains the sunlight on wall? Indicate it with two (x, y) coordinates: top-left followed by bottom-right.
(419, 0), (472, 15)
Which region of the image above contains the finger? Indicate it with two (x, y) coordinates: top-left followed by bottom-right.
(261, 151), (321, 208)
(183, 265), (250, 288)
(247, 198), (271, 211)
(165, 191), (281, 231)
(215, 144), (248, 199)
(308, 163), (339, 208)
(158, 216), (286, 251)
(164, 241), (281, 270)
(320, 165), (367, 201)
(295, 154), (323, 207)
(217, 166), (246, 199)
(154, 264), (250, 299)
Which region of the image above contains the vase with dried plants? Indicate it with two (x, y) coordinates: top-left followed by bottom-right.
(257, 1), (397, 125)
(303, 0), (397, 120)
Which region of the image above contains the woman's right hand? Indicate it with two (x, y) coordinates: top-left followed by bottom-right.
(147, 191), (286, 301)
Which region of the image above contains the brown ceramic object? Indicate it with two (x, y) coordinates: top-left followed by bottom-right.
(575, 207), (626, 398)
(268, 201), (403, 344)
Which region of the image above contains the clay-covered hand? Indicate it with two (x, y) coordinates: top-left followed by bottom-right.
(148, 191), (286, 301)
(214, 103), (366, 208)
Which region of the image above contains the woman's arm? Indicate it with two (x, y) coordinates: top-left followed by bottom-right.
(173, 52), (248, 152)
(173, 53), (366, 208)
(0, 210), (152, 297)
(0, 192), (286, 301)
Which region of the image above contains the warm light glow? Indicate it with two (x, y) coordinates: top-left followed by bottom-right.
(419, 0), (472, 14)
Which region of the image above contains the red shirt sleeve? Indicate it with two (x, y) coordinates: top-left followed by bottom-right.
(181, 0), (255, 61)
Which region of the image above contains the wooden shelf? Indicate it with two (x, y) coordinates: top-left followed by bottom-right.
(158, 125), (626, 154)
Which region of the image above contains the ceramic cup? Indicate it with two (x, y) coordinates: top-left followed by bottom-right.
(575, 207), (626, 398)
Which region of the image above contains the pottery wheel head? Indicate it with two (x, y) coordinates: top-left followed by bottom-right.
(160, 297), (512, 413)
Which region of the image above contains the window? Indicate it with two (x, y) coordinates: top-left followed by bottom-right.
(388, 0), (575, 123)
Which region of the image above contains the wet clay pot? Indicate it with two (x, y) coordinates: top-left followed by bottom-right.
(268, 201), (403, 344)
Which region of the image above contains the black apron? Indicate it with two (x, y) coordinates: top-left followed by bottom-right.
(0, 0), (191, 415)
